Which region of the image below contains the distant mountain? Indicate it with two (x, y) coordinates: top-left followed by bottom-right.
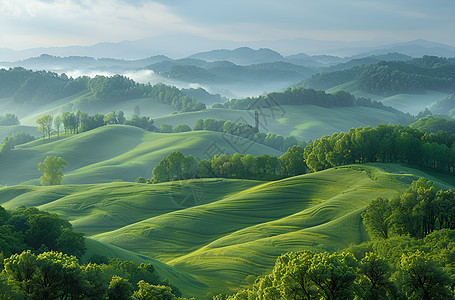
(344, 39), (455, 59)
(0, 54), (171, 72)
(1, 36), (454, 62)
(188, 47), (284, 65)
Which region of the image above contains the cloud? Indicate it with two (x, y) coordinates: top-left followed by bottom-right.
(0, 0), (454, 49)
(0, 0), (204, 49)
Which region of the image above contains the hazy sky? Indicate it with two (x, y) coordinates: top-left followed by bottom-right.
(1, 0), (454, 49)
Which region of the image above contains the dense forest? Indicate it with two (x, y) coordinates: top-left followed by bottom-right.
(303, 56), (455, 96)
(0, 67), (206, 112)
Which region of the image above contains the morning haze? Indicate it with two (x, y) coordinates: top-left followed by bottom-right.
(0, 0), (455, 299)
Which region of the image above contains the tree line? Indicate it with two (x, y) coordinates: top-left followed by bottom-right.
(0, 113), (20, 126)
(0, 131), (35, 154)
(0, 251), (189, 300)
(304, 55), (455, 97)
(149, 146), (305, 183)
(0, 205), (85, 258)
(220, 178), (455, 299)
(0, 204), (190, 299)
(303, 123), (455, 173)
(0, 67), (206, 113)
(193, 118), (303, 152)
(214, 87), (411, 122)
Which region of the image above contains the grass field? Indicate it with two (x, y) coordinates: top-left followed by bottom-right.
(155, 105), (407, 141)
(0, 125), (282, 186)
(1, 163), (451, 297)
(327, 80), (449, 115)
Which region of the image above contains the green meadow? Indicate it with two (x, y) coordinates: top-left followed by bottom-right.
(0, 125), (282, 186)
(1, 161), (450, 297)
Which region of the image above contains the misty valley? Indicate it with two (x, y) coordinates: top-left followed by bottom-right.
(1, 43), (455, 300)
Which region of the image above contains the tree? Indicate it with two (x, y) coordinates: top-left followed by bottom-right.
(103, 112), (118, 125)
(134, 105), (141, 117)
(173, 124), (192, 133)
(362, 197), (392, 239)
(36, 115), (53, 139)
(135, 177), (146, 184)
(107, 276), (133, 300)
(159, 123), (173, 133)
(54, 115), (63, 139)
(395, 251), (452, 300)
(193, 118), (204, 131)
(132, 281), (175, 300)
(38, 156), (66, 186)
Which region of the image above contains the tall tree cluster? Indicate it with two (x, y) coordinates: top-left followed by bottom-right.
(362, 178), (455, 239)
(303, 123), (455, 173)
(150, 146), (306, 183)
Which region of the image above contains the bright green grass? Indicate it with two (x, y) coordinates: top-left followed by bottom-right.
(0, 125), (282, 186)
(90, 165), (410, 294)
(327, 80), (449, 115)
(1, 164), (454, 297)
(155, 105), (406, 141)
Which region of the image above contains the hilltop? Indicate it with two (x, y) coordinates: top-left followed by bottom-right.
(0, 125), (282, 186)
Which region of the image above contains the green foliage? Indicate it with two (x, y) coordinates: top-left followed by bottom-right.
(0, 67), (87, 104)
(159, 123), (173, 133)
(0, 113), (20, 126)
(173, 124), (192, 133)
(125, 115), (156, 132)
(0, 131), (34, 154)
(410, 115), (455, 135)
(38, 156), (66, 186)
(76, 76), (206, 113)
(193, 117), (301, 152)
(135, 177), (146, 184)
(304, 56), (455, 96)
(35, 115), (53, 139)
(363, 178), (455, 239)
(303, 123), (455, 173)
(394, 250), (452, 299)
(221, 86), (400, 114)
(0, 250), (188, 300)
(151, 146), (306, 183)
(107, 275), (133, 300)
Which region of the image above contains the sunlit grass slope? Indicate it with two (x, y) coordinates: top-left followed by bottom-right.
(156, 105), (406, 141)
(90, 165), (410, 293)
(327, 80), (449, 115)
(1, 164), (454, 296)
(0, 125), (282, 186)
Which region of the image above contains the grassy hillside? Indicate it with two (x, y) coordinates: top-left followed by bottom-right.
(156, 105), (408, 141)
(0, 125), (282, 186)
(2, 164), (449, 297)
(327, 81), (449, 115)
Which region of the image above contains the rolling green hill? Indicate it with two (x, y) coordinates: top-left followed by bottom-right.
(1, 163), (452, 297)
(155, 105), (409, 141)
(0, 125), (282, 186)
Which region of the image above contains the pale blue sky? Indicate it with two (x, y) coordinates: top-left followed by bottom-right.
(0, 0), (454, 49)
